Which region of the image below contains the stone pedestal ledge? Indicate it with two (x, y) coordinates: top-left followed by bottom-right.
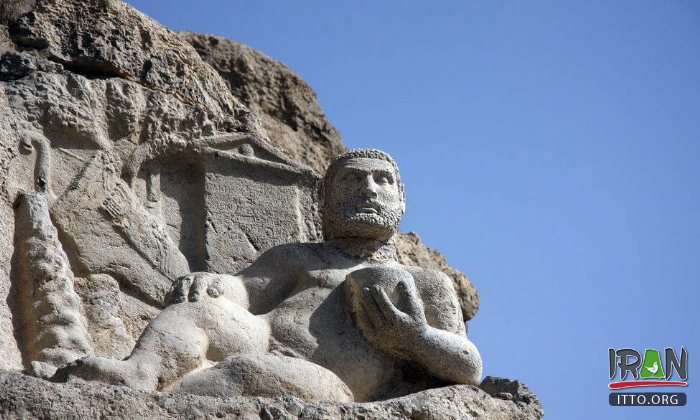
(0, 371), (542, 419)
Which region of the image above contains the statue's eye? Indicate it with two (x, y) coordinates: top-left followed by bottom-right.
(376, 174), (393, 185)
(342, 172), (361, 182)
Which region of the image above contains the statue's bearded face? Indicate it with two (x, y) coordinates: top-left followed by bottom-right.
(323, 157), (405, 240)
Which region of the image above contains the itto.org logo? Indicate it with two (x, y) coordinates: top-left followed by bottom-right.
(608, 347), (688, 407)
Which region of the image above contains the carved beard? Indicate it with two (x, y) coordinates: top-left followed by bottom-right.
(322, 203), (403, 241)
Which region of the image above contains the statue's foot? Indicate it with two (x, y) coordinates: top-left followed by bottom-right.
(52, 356), (157, 391)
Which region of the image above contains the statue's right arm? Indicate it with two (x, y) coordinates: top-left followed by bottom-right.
(166, 245), (300, 314)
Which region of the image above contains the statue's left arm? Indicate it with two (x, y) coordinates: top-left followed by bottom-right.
(360, 270), (482, 385)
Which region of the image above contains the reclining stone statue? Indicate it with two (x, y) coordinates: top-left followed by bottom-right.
(55, 148), (482, 402)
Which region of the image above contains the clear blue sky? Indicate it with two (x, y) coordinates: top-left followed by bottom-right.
(125, 1), (699, 418)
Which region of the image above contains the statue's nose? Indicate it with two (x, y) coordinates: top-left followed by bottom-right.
(360, 175), (378, 198)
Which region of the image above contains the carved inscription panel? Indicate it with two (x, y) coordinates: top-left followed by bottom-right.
(204, 164), (304, 273)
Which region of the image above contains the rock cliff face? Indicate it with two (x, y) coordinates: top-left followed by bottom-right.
(0, 0), (537, 417)
(179, 32), (345, 176)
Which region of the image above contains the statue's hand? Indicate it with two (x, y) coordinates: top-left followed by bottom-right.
(101, 182), (132, 220)
(358, 280), (428, 358)
(166, 272), (225, 305)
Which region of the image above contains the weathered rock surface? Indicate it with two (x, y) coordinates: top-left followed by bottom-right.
(0, 371), (542, 419)
(180, 32), (345, 175)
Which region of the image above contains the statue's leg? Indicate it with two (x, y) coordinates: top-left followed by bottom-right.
(172, 354), (354, 402)
(55, 298), (269, 391)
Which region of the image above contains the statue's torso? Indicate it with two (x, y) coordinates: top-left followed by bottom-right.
(264, 244), (408, 401)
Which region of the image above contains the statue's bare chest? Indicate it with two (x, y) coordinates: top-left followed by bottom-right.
(266, 266), (398, 399)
